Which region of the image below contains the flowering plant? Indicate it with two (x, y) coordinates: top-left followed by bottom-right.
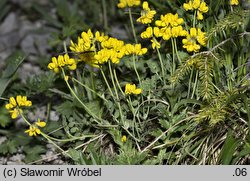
(0, 0), (250, 164)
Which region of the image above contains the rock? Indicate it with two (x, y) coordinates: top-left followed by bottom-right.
(0, 13), (19, 34)
(110, 25), (128, 40)
(20, 33), (51, 55)
(0, 13), (21, 63)
(0, 157), (7, 165)
(17, 63), (42, 82)
(0, 136), (7, 144)
(9, 154), (25, 164)
(50, 111), (59, 121)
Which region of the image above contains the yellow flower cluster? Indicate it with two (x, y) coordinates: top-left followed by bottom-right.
(230, 0), (239, 5)
(182, 27), (207, 52)
(183, 0), (209, 20)
(48, 54), (77, 73)
(137, 1), (156, 24)
(140, 13), (187, 49)
(70, 29), (147, 67)
(125, 83), (142, 95)
(94, 37), (126, 64)
(124, 44), (147, 55)
(25, 119), (46, 137)
(117, 0), (141, 8)
(5, 96), (32, 119)
(69, 30), (108, 67)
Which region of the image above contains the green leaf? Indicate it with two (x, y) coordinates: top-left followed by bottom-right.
(0, 107), (11, 127)
(0, 140), (18, 155)
(84, 100), (102, 118)
(55, 101), (75, 118)
(0, 78), (11, 98)
(0, 51), (25, 96)
(68, 148), (86, 165)
(219, 131), (238, 165)
(141, 75), (157, 94)
(23, 145), (47, 163)
(146, 59), (160, 74)
(1, 51), (25, 78)
(172, 98), (203, 115)
(26, 72), (56, 93)
(0, 0), (11, 22)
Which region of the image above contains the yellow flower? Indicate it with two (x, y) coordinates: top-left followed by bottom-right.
(95, 31), (109, 42)
(70, 29), (95, 54)
(141, 27), (153, 39)
(25, 125), (41, 137)
(125, 83), (142, 95)
(94, 49), (111, 64)
(161, 27), (172, 40)
(9, 108), (20, 119)
(5, 97), (17, 110)
(230, 0), (239, 5)
(183, 1), (193, 11)
(183, 0), (208, 20)
(117, 0), (141, 8)
(197, 11), (204, 20)
(121, 135), (127, 143)
(48, 54), (77, 73)
(154, 13), (185, 40)
(196, 28), (207, 46)
(199, 2), (209, 13)
(134, 44), (148, 55)
(125, 44), (147, 55)
(155, 13), (183, 28)
(137, 1), (156, 24)
(47, 57), (60, 73)
(182, 27), (207, 52)
(153, 27), (162, 37)
(193, 0), (201, 9)
(16, 95), (32, 107)
(35, 119), (46, 128)
(151, 38), (161, 49)
(5, 96), (32, 119)
(25, 119), (46, 137)
(171, 26), (187, 38)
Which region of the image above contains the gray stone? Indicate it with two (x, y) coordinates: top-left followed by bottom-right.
(0, 13), (19, 34)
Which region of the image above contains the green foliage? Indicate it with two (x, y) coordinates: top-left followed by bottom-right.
(0, 140), (19, 155)
(208, 9), (250, 39)
(219, 131), (238, 164)
(0, 107), (11, 127)
(1, 0), (250, 165)
(26, 72), (56, 94)
(0, 51), (25, 97)
(23, 145), (47, 163)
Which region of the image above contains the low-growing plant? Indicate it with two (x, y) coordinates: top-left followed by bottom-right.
(0, 0), (250, 164)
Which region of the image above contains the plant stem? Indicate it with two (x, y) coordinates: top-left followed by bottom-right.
(171, 38), (176, 76)
(108, 61), (124, 124)
(156, 45), (166, 85)
(188, 67), (194, 98)
(174, 38), (181, 64)
(102, 0), (108, 31)
(41, 132), (71, 158)
(128, 8), (138, 43)
(100, 67), (115, 99)
(113, 68), (125, 97)
(72, 77), (108, 103)
(61, 69), (102, 125)
(132, 55), (141, 86)
(191, 70), (199, 99)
